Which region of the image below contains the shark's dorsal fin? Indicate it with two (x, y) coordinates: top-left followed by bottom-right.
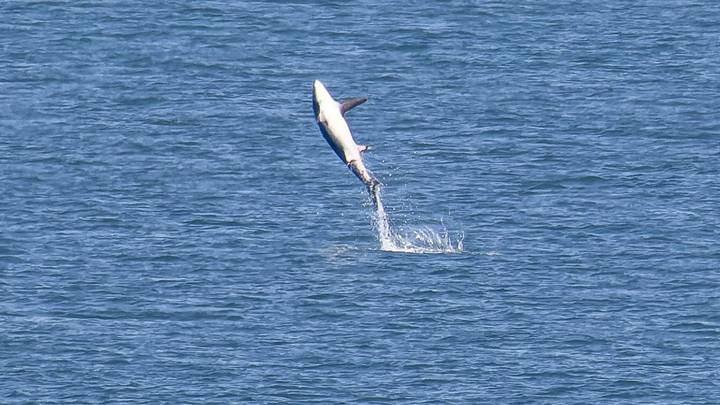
(340, 97), (368, 115)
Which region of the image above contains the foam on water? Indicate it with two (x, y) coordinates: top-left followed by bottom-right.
(370, 187), (463, 254)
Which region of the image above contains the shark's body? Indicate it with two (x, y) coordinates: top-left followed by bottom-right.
(312, 80), (380, 205)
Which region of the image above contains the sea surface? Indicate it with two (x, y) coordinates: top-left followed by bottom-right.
(2, 1), (719, 403)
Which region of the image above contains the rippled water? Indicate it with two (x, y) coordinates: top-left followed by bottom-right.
(2, 1), (719, 403)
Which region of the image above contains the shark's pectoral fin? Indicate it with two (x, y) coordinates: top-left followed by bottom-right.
(340, 97), (368, 115)
(358, 144), (369, 153)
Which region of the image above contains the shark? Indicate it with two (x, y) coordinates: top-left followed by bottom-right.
(312, 80), (381, 206)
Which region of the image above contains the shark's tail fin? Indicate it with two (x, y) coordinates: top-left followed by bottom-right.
(366, 177), (381, 208)
(348, 159), (382, 207)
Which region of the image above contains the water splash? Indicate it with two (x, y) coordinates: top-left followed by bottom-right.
(369, 186), (463, 254)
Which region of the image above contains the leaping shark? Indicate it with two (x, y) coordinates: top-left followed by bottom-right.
(312, 80), (381, 206)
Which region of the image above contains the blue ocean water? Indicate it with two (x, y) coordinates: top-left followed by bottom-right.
(1, 1), (719, 403)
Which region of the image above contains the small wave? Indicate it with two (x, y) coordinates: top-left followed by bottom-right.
(381, 225), (464, 254)
(370, 188), (463, 254)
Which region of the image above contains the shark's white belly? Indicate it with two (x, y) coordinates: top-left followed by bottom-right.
(322, 108), (361, 163)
